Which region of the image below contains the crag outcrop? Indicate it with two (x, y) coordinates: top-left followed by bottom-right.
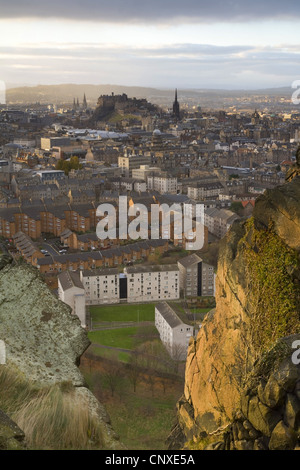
(0, 262), (123, 450)
(169, 176), (300, 450)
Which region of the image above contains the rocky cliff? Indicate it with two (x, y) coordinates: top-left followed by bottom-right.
(0, 261), (123, 450)
(169, 176), (300, 450)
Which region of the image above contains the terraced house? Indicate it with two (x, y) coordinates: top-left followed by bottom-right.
(37, 239), (169, 275)
(0, 202), (99, 239)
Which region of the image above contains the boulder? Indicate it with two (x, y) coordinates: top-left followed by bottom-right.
(0, 409), (25, 450)
(284, 394), (300, 430)
(0, 264), (90, 386)
(269, 421), (297, 450)
(247, 397), (281, 437)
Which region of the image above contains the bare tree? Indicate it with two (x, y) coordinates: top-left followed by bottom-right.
(145, 369), (157, 397)
(103, 362), (124, 397)
(126, 351), (142, 393)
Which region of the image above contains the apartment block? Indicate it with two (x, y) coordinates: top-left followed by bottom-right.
(147, 176), (178, 194)
(204, 207), (239, 239)
(178, 253), (215, 297)
(125, 265), (180, 303)
(58, 262), (179, 313)
(155, 302), (193, 360)
(188, 181), (225, 200)
(118, 154), (150, 177)
(80, 268), (119, 305)
(58, 271), (86, 328)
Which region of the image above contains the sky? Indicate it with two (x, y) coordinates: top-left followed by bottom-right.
(0, 0), (300, 90)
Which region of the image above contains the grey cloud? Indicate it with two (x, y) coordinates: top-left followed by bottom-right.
(1, 42), (299, 89)
(0, 0), (300, 22)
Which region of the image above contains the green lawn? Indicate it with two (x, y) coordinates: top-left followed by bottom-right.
(190, 308), (211, 314)
(88, 327), (139, 350)
(88, 324), (159, 353)
(105, 394), (177, 450)
(81, 363), (183, 450)
(90, 303), (155, 323)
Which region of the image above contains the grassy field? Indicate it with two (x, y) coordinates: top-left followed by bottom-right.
(80, 356), (183, 450)
(88, 303), (158, 362)
(105, 392), (177, 450)
(90, 303), (155, 323)
(82, 301), (185, 450)
(89, 325), (158, 349)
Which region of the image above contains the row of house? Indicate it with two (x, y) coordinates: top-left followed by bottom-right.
(59, 229), (119, 251)
(0, 202), (99, 239)
(187, 181), (225, 200)
(58, 253), (215, 329)
(36, 239), (169, 274)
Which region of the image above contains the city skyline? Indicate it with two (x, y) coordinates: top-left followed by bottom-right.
(1, 1), (300, 90)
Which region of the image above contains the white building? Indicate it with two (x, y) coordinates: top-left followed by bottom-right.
(58, 271), (86, 328)
(125, 265), (180, 303)
(155, 302), (193, 360)
(187, 181), (225, 200)
(118, 154), (150, 177)
(80, 268), (119, 305)
(59, 264), (180, 309)
(131, 165), (161, 181)
(204, 207), (239, 239)
(147, 176), (178, 194)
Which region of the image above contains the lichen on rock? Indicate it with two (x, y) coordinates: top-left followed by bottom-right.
(0, 262), (124, 450)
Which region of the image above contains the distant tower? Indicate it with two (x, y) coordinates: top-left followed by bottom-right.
(77, 98), (80, 108)
(252, 109), (260, 126)
(73, 98), (76, 110)
(85, 145), (94, 162)
(83, 93), (87, 109)
(173, 89), (180, 120)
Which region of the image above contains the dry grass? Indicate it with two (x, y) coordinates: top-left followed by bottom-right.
(0, 365), (103, 450)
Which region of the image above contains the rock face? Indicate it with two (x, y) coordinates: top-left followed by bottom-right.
(0, 263), (89, 386)
(0, 409), (25, 450)
(0, 263), (123, 450)
(171, 176), (300, 450)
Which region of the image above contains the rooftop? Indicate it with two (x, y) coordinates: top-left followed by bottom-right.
(58, 271), (84, 291)
(155, 302), (183, 329)
(81, 268), (119, 277)
(178, 253), (202, 268)
(125, 264), (179, 274)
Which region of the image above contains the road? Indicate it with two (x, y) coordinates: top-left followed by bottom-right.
(42, 242), (60, 257)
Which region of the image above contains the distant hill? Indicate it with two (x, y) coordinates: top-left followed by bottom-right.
(5, 83), (293, 107)
(5, 84), (173, 106)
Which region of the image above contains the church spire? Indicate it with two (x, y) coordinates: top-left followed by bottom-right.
(173, 88), (180, 121)
(83, 93), (87, 109)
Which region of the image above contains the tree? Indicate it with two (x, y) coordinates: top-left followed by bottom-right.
(126, 351), (141, 393)
(230, 202), (244, 216)
(55, 156), (83, 175)
(103, 362), (124, 397)
(145, 370), (157, 397)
